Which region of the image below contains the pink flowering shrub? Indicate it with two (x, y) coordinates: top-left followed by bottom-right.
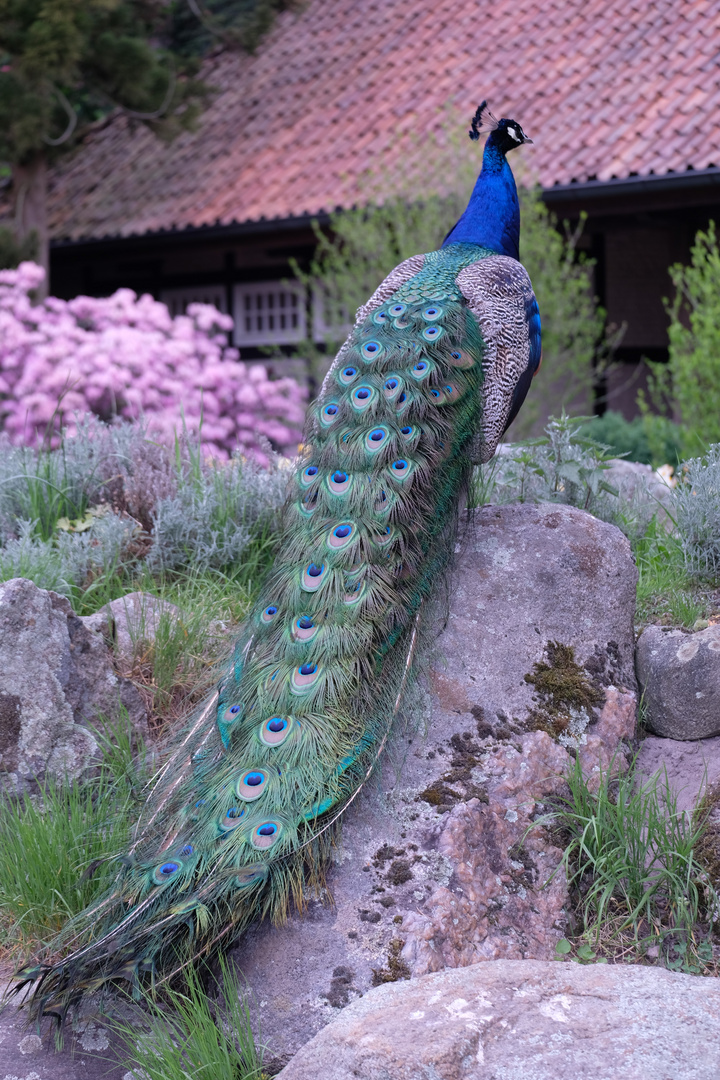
(0, 263), (306, 461)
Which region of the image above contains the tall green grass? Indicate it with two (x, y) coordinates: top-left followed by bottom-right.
(114, 957), (265, 1080)
(538, 756), (718, 969)
(0, 721), (142, 955)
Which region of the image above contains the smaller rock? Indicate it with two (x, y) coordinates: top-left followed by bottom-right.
(18, 1032), (43, 1055)
(104, 592), (181, 667)
(635, 732), (720, 815)
(636, 623), (720, 740)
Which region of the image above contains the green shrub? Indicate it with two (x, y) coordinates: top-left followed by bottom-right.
(579, 410), (683, 467)
(655, 221), (720, 456)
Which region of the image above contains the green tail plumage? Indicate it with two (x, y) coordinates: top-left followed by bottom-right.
(15, 243), (498, 1021)
(17, 95), (551, 1016)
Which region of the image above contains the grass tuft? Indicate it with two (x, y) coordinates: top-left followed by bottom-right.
(0, 757), (140, 956)
(113, 956), (265, 1080)
(535, 756), (720, 972)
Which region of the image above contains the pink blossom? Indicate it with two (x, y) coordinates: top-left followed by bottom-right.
(0, 264), (306, 460)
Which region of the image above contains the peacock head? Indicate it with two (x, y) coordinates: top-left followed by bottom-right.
(469, 101), (533, 154)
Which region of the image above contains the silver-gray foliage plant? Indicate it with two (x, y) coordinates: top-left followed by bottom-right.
(146, 451), (290, 574)
(673, 444), (720, 577)
(473, 414), (667, 543)
(0, 512), (138, 597)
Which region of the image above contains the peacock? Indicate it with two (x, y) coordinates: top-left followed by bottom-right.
(15, 102), (541, 1024)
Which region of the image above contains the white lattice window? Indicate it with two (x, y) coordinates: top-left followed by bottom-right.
(232, 282), (306, 346)
(160, 285), (227, 317)
(312, 287), (352, 342)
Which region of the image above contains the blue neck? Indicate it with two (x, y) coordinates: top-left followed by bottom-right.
(442, 138), (520, 259)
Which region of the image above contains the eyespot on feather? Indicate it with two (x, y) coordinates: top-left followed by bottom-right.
(259, 715), (295, 746)
(447, 348), (473, 369)
(327, 522), (356, 550)
(422, 325), (444, 341)
(338, 365), (359, 386)
(260, 604), (278, 624)
(292, 616), (318, 642)
(365, 426), (389, 453)
(421, 304), (444, 322)
(291, 662), (321, 693)
(388, 303), (406, 316)
(299, 491), (319, 516)
(374, 525), (394, 547)
(361, 339), (383, 361)
(300, 465), (320, 488)
(320, 402), (340, 427)
(222, 704), (242, 725)
(153, 860), (183, 884)
(371, 310), (388, 325)
(251, 821), (282, 850)
(236, 770), (268, 801)
(327, 469), (352, 496)
(409, 359), (432, 382)
(383, 375), (403, 400)
(219, 806), (246, 832)
(301, 562), (328, 592)
(351, 385), (376, 410)
(235, 862), (269, 887)
(389, 458), (414, 481)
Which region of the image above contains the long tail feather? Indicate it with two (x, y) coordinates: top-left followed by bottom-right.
(17, 242), (497, 1023)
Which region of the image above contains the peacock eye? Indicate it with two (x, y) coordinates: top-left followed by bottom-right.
(389, 303), (406, 316)
(422, 325), (443, 341)
(361, 340), (383, 360)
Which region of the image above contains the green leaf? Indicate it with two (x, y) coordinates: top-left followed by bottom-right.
(556, 463), (582, 486)
(598, 481), (620, 497)
(555, 938), (572, 955)
(576, 944), (596, 961)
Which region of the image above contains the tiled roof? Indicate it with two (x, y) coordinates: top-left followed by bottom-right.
(44, 0), (720, 242)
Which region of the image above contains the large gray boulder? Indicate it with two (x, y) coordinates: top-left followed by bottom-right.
(636, 623), (720, 739)
(230, 502), (638, 1066)
(276, 959), (720, 1080)
(0, 578), (147, 794)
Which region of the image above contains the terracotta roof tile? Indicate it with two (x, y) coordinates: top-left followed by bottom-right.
(38, 0), (720, 242)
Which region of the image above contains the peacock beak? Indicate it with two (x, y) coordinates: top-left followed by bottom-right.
(523, 136), (534, 144)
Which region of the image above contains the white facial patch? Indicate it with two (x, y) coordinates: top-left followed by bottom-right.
(507, 126), (519, 142)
